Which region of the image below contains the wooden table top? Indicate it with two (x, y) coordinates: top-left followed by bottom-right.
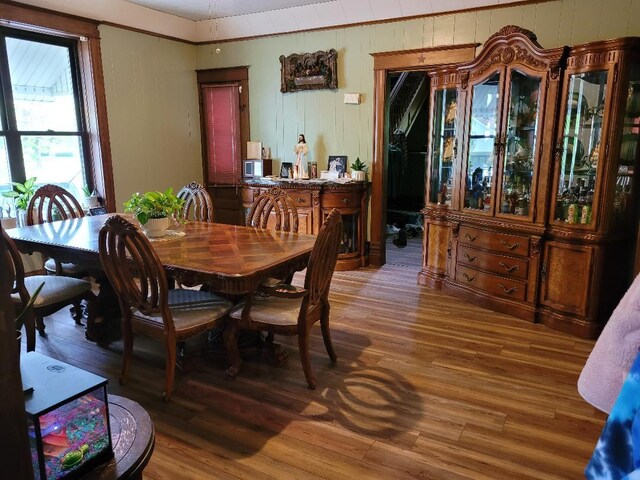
(7, 214), (317, 293)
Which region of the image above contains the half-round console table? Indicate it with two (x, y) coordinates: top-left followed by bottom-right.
(84, 395), (155, 480)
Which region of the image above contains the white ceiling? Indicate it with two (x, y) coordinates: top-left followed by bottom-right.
(126, 0), (336, 21)
(12, 0), (521, 43)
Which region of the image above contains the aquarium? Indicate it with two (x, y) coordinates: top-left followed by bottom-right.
(21, 352), (113, 480)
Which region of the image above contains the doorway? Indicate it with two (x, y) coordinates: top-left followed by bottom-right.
(369, 45), (478, 267)
(385, 71), (429, 266)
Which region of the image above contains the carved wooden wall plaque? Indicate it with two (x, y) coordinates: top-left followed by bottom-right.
(280, 49), (338, 93)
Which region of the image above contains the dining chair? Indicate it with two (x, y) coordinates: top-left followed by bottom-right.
(248, 186), (300, 290)
(98, 215), (233, 401)
(177, 181), (214, 222)
(3, 227), (97, 351)
(27, 184), (87, 277)
(247, 186), (299, 233)
(225, 208), (343, 389)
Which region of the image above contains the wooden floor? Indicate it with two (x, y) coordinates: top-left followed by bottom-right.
(30, 261), (605, 480)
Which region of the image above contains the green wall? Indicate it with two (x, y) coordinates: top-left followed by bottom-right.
(100, 26), (202, 209)
(99, 0), (640, 207)
(194, 0), (640, 176)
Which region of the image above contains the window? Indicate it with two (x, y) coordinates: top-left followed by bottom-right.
(202, 84), (241, 185)
(0, 28), (89, 201)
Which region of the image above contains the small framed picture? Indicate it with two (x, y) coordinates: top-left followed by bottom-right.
(328, 156), (347, 177)
(89, 206), (108, 215)
(280, 162), (293, 178)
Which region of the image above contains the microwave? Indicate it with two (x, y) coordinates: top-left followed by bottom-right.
(243, 159), (272, 178)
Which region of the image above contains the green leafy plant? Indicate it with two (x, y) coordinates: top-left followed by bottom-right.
(350, 157), (366, 171)
(1, 177), (37, 211)
(123, 188), (185, 225)
(81, 185), (92, 197)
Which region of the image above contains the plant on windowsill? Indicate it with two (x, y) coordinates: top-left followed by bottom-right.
(350, 158), (367, 181)
(1, 177), (37, 227)
(123, 188), (185, 238)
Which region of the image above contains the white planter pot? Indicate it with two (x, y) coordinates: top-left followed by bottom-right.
(16, 209), (27, 227)
(142, 217), (169, 238)
(352, 170), (367, 181)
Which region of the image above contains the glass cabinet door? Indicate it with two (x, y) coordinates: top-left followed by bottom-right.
(553, 71), (608, 225)
(615, 65), (640, 221)
(498, 70), (542, 217)
(464, 72), (501, 211)
(429, 88), (457, 204)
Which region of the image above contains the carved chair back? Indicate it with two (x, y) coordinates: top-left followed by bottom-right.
(303, 208), (342, 311)
(1, 227), (29, 305)
(177, 181), (214, 222)
(27, 184), (85, 226)
(247, 187), (299, 233)
(98, 215), (173, 333)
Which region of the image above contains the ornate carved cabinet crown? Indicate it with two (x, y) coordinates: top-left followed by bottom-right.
(420, 26), (640, 338)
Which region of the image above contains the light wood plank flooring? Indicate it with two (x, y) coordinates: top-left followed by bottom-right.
(30, 262), (605, 479)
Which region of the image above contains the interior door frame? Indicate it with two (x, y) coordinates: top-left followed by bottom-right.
(369, 44), (478, 266)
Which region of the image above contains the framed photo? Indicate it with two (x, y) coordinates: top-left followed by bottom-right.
(280, 162), (293, 178)
(89, 206), (108, 215)
(328, 156), (347, 177)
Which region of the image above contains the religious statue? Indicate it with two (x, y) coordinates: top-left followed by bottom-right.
(293, 134), (309, 179)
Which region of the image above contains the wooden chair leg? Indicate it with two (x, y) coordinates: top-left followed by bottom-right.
(320, 303), (337, 363)
(83, 293), (99, 341)
(71, 302), (84, 324)
(120, 319), (134, 386)
(298, 328), (316, 390)
(35, 316), (46, 336)
(163, 338), (177, 402)
(223, 319), (241, 380)
(24, 308), (36, 352)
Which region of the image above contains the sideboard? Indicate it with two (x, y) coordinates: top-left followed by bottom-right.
(242, 180), (369, 271)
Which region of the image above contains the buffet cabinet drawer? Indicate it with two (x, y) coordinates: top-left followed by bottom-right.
(455, 264), (527, 302)
(322, 192), (360, 208)
(458, 226), (529, 257)
(457, 245), (529, 280)
(285, 190), (312, 207)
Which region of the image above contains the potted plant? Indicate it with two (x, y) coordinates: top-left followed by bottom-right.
(350, 158), (367, 181)
(123, 188), (185, 238)
(1, 177), (37, 227)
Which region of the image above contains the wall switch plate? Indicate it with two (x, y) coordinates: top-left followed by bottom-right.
(344, 93), (361, 104)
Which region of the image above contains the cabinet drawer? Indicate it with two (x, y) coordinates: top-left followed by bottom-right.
(323, 192), (360, 208)
(455, 264), (527, 302)
(286, 190), (312, 207)
(457, 245), (529, 280)
(458, 226), (529, 256)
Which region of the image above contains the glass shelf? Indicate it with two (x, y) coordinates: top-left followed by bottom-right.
(430, 88), (458, 205)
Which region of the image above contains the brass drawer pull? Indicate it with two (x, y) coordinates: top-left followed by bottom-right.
(499, 240), (521, 250)
(498, 283), (519, 295)
(498, 261), (519, 273)
(464, 233), (478, 242)
(463, 252), (477, 262)
(462, 272), (475, 282)
(341, 198), (349, 205)
(296, 197), (305, 203)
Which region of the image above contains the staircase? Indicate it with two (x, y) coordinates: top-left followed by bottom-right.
(389, 72), (428, 137)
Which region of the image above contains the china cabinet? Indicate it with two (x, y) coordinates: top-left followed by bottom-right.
(419, 26), (640, 338)
(242, 180), (369, 270)
(539, 38), (640, 336)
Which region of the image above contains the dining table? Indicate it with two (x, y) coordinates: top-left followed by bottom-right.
(6, 214), (317, 347)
